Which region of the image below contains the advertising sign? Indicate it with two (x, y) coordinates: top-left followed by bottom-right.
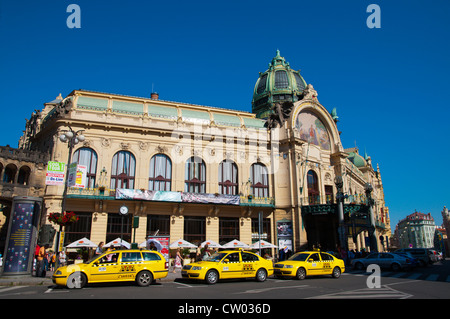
(2, 197), (43, 276)
(147, 236), (170, 263)
(45, 161), (65, 185)
(67, 162), (87, 188)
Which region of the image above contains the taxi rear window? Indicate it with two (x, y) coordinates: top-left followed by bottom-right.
(122, 252), (143, 262)
(142, 252), (161, 261)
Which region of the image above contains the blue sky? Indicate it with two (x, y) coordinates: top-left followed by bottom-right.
(0, 0), (449, 228)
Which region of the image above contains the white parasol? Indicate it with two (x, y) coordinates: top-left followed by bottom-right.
(222, 239), (250, 249)
(65, 237), (98, 248)
(103, 237), (131, 249)
(200, 240), (223, 249)
(250, 240), (277, 249)
(169, 239), (197, 249)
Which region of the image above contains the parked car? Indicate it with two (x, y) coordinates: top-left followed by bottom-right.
(351, 252), (413, 271)
(274, 251), (345, 280)
(182, 249), (274, 284)
(392, 252), (419, 268)
(52, 249), (168, 289)
(427, 249), (439, 263)
(395, 248), (434, 266)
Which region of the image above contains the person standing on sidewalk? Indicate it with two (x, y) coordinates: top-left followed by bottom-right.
(36, 244), (48, 277)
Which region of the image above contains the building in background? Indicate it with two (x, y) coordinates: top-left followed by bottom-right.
(395, 211), (436, 249)
(1, 51), (391, 258)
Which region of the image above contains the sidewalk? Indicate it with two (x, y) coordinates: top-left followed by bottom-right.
(0, 269), (182, 287)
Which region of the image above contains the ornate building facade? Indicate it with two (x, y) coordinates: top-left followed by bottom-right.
(5, 51), (390, 254)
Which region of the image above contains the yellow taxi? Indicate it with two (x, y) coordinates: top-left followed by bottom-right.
(182, 249), (274, 284)
(52, 249), (168, 289)
(274, 251), (345, 280)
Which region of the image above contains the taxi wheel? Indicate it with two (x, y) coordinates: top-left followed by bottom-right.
(255, 268), (267, 282)
(66, 272), (87, 289)
(136, 270), (153, 287)
(332, 267), (341, 278)
(205, 270), (219, 285)
(296, 267), (306, 280)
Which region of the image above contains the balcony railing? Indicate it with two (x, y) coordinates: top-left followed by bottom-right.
(67, 187), (275, 207)
(299, 193), (370, 206)
(239, 195), (275, 207)
(67, 187), (115, 198)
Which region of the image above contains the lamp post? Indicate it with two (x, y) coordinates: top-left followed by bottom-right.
(365, 182), (378, 252)
(55, 127), (85, 268)
(334, 176), (347, 251)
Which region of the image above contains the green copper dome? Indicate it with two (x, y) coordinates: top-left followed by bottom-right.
(252, 50), (307, 119)
(347, 152), (367, 168)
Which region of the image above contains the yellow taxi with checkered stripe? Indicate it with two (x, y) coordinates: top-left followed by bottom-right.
(274, 251), (345, 280)
(52, 249), (168, 288)
(182, 249), (274, 284)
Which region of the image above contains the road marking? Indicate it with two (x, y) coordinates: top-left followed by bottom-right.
(425, 274), (439, 281)
(45, 286), (69, 294)
(390, 272), (407, 278)
(236, 284), (309, 294)
(308, 285), (412, 299)
(408, 273), (422, 280)
(173, 281), (208, 288)
(0, 286), (26, 295)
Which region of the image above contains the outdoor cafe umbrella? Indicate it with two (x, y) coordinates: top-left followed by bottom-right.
(200, 240), (223, 249)
(222, 239), (250, 249)
(169, 239), (197, 249)
(250, 240), (277, 249)
(103, 237), (131, 249)
(65, 237), (98, 248)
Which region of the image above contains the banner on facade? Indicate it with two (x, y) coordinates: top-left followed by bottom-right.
(116, 189), (182, 202)
(115, 189), (240, 205)
(45, 161), (65, 185)
(181, 192), (240, 205)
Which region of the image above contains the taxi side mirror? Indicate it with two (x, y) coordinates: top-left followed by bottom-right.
(308, 259), (313, 262)
(223, 259), (230, 263)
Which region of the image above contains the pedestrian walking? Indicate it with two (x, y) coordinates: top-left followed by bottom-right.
(172, 248), (183, 273)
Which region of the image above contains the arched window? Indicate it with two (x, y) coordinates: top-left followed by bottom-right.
(111, 151), (136, 189)
(17, 166), (31, 185)
(250, 163), (269, 197)
(73, 147), (98, 188)
(3, 164), (17, 184)
(149, 154), (172, 191)
(185, 156), (206, 193)
(218, 160), (238, 195)
(307, 170), (320, 205)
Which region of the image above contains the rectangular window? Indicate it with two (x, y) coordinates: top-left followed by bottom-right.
(184, 216), (205, 246)
(146, 215), (170, 236)
(64, 212), (92, 246)
(219, 217), (239, 244)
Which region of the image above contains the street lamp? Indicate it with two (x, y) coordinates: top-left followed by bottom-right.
(54, 127), (85, 268)
(334, 176), (347, 251)
(365, 182), (378, 252)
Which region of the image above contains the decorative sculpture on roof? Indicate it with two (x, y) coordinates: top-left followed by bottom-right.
(265, 101), (294, 129)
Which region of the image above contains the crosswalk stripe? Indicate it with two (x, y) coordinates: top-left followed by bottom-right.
(345, 270), (447, 282)
(425, 274), (439, 281)
(408, 273), (422, 279)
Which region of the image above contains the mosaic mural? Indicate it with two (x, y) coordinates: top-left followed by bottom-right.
(295, 111), (331, 150)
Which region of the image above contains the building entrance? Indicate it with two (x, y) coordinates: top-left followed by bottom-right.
(301, 206), (339, 252)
